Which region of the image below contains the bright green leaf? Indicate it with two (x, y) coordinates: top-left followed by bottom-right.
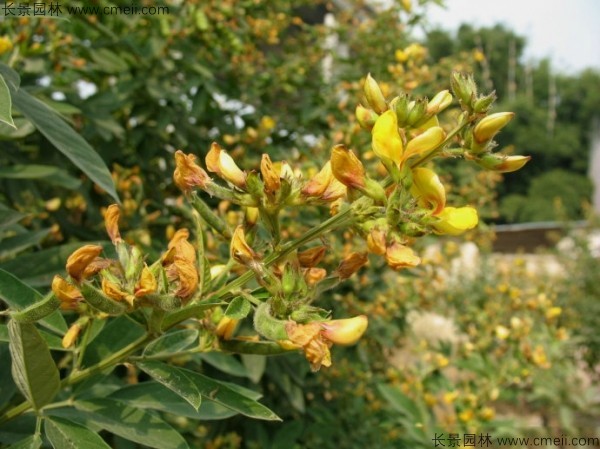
(143, 328), (198, 357)
(45, 417), (110, 449)
(74, 399), (189, 449)
(0, 73), (15, 128)
(137, 361), (202, 410)
(0, 269), (67, 334)
(0, 324), (66, 351)
(8, 320), (60, 410)
(11, 88), (119, 202)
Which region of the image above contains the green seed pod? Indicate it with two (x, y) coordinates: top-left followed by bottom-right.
(10, 292), (61, 323)
(147, 293), (182, 311)
(253, 302), (288, 341)
(80, 283), (127, 316)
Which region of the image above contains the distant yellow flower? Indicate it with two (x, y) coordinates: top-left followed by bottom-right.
(104, 204), (122, 244)
(0, 36), (13, 55)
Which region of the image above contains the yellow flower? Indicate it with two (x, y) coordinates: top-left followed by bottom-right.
(230, 225), (258, 265)
(403, 126), (445, 163)
(304, 267), (327, 286)
(285, 321), (332, 371)
(101, 277), (129, 302)
(495, 325), (510, 340)
(205, 142), (246, 189)
(476, 153), (531, 173)
(66, 245), (103, 282)
(215, 316), (239, 340)
(62, 323), (82, 349)
(363, 73), (388, 114)
(168, 259), (198, 300)
(371, 110), (403, 165)
(385, 242), (421, 270)
(320, 315), (368, 346)
(367, 228), (387, 255)
(410, 167), (446, 215)
(330, 145), (366, 190)
(173, 150), (210, 194)
(473, 112), (514, 144)
(52, 275), (83, 309)
(432, 206), (478, 235)
(260, 154), (281, 195)
(135, 265), (157, 298)
(104, 204), (122, 244)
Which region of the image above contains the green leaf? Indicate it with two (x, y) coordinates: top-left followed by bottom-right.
(0, 117), (35, 139)
(0, 63), (21, 90)
(199, 352), (248, 378)
(8, 320), (60, 410)
(0, 209), (26, 231)
(0, 229), (51, 260)
(224, 296), (251, 319)
(0, 165), (81, 189)
(0, 269), (67, 335)
(45, 417), (110, 449)
(0, 73), (16, 128)
(136, 361), (202, 410)
(178, 367), (280, 421)
(241, 354), (266, 383)
(82, 315), (145, 368)
(74, 399), (189, 449)
(0, 323), (67, 351)
(143, 328), (198, 357)
(0, 344), (18, 410)
(11, 88), (119, 202)
(108, 382), (239, 420)
(6, 434), (42, 449)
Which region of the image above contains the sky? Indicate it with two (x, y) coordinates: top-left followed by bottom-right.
(422, 0), (600, 74)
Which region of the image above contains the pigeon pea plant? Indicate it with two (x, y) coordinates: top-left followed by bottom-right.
(0, 72), (529, 448)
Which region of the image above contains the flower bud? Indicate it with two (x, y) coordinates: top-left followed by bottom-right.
(321, 315), (368, 346)
(215, 316), (239, 340)
(432, 206), (478, 235)
(230, 225), (259, 265)
(406, 98), (428, 127)
(104, 204), (122, 244)
(475, 153), (531, 173)
(173, 150), (211, 194)
(245, 206), (260, 227)
(364, 73), (388, 114)
(473, 91), (497, 113)
(355, 104), (379, 130)
(62, 323), (82, 349)
(403, 127), (445, 162)
(335, 252), (368, 279)
(426, 90), (453, 115)
(66, 245), (103, 282)
(298, 246), (327, 268)
(206, 142), (247, 189)
(393, 93), (411, 127)
(473, 112), (514, 144)
(385, 242), (421, 270)
(410, 167), (446, 215)
(372, 110), (403, 165)
(260, 154), (281, 195)
(451, 72), (477, 108)
(330, 145), (366, 190)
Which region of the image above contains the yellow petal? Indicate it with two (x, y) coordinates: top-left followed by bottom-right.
(66, 245), (103, 282)
(410, 167), (446, 215)
(135, 265), (158, 297)
(433, 206), (478, 235)
(52, 275), (83, 306)
(403, 126), (445, 163)
(261, 154), (281, 194)
(230, 225), (258, 265)
(321, 315), (368, 346)
(104, 204), (122, 244)
(101, 277), (129, 301)
(302, 162), (334, 197)
(385, 242), (421, 270)
(330, 145), (366, 189)
(372, 110), (403, 165)
(174, 150), (210, 193)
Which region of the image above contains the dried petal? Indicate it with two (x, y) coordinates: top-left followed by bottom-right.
(66, 245), (103, 282)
